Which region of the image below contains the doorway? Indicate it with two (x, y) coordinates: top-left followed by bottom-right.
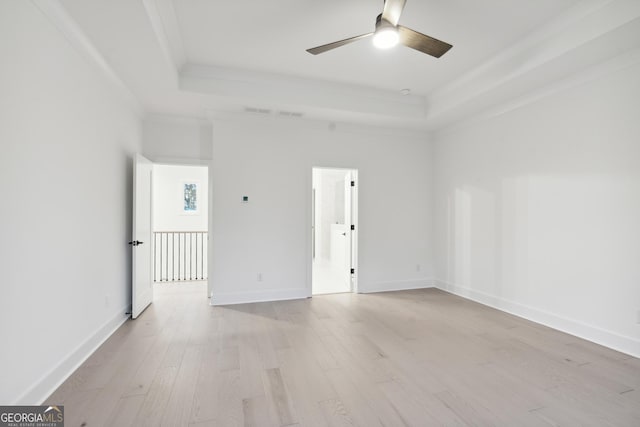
(151, 163), (209, 285)
(312, 167), (358, 295)
(131, 157), (211, 319)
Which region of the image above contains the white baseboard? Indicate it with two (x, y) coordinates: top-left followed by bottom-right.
(210, 288), (308, 306)
(361, 278), (435, 294)
(14, 306), (130, 405)
(435, 279), (640, 359)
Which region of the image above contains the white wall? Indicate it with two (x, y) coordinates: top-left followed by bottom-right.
(433, 61), (640, 357)
(153, 164), (208, 232)
(210, 118), (434, 303)
(0, 1), (142, 404)
(143, 115), (212, 161)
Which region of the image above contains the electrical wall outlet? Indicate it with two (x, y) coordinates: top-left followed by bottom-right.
(416, 264), (421, 272)
(257, 273), (263, 282)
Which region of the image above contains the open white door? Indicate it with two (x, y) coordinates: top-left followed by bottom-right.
(131, 154), (153, 319)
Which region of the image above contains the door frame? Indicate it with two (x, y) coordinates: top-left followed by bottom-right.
(308, 167), (359, 297)
(149, 156), (213, 299)
(132, 154), (154, 318)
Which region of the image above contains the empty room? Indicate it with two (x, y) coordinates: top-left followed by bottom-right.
(1, 0), (639, 426)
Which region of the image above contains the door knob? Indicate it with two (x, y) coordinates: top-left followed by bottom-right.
(128, 240), (144, 246)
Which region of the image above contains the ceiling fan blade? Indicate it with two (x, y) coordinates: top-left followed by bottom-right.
(306, 33), (373, 55)
(398, 26), (453, 58)
(382, 0), (406, 26)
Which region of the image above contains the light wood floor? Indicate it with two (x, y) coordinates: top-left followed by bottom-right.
(46, 283), (640, 426)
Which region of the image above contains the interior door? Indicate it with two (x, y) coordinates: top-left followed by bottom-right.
(333, 172), (351, 291)
(131, 154), (153, 319)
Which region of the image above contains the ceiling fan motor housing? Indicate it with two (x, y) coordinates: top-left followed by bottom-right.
(375, 14), (395, 30)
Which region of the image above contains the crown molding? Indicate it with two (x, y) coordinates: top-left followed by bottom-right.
(181, 63), (430, 129)
(141, 0), (185, 80)
(31, 0), (143, 116)
(144, 112), (211, 126)
(206, 109), (431, 139)
(425, 0), (640, 130)
(434, 46), (640, 138)
(428, 0), (614, 100)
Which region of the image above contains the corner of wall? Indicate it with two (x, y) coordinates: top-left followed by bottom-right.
(15, 308), (130, 405)
(434, 279), (640, 359)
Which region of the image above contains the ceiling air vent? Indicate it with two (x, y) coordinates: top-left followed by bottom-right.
(278, 110), (304, 118)
(244, 107), (272, 114)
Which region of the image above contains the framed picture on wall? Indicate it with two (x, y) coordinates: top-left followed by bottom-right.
(181, 181), (199, 215)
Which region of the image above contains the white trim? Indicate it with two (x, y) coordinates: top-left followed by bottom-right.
(426, 0), (640, 131)
(141, 0), (184, 80)
(183, 63), (430, 129)
(360, 278), (435, 294)
(428, 0), (613, 103)
(14, 306), (130, 405)
(210, 288), (308, 306)
(145, 113), (211, 127)
(182, 63), (426, 112)
(31, 0), (143, 117)
(435, 46), (640, 138)
(435, 279), (640, 359)
(150, 157), (212, 167)
(207, 111), (430, 139)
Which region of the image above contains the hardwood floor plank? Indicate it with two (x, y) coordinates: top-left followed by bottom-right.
(282, 323), (340, 372)
(242, 395), (279, 427)
(219, 346), (241, 372)
(161, 345), (204, 426)
(121, 318), (181, 397)
(104, 394), (145, 427)
(275, 347), (335, 427)
(324, 367), (407, 426)
(50, 388), (101, 427)
(191, 369), (243, 426)
(433, 389), (500, 427)
(318, 398), (355, 426)
(376, 379), (450, 426)
(60, 332), (156, 425)
(263, 367), (298, 426)
(132, 365), (178, 426)
(45, 284), (640, 426)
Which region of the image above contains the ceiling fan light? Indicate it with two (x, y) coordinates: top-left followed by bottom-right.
(372, 26), (399, 49)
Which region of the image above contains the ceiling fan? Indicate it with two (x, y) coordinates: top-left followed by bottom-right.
(306, 0), (453, 58)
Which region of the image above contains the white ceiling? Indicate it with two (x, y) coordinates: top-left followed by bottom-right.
(56, 0), (640, 131)
(175, 0), (579, 95)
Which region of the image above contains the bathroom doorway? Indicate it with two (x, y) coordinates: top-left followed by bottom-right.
(312, 167), (358, 295)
